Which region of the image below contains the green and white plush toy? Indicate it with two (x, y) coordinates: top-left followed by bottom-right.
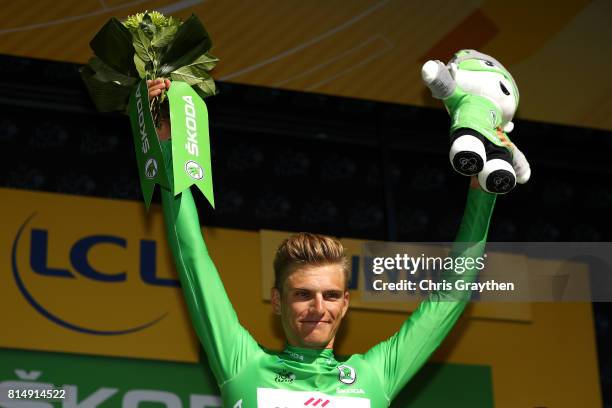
(422, 49), (531, 193)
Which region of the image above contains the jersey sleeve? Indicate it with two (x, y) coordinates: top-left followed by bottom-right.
(363, 187), (496, 401)
(159, 141), (259, 386)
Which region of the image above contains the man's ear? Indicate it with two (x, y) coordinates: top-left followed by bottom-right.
(271, 287), (282, 315)
(341, 290), (350, 319)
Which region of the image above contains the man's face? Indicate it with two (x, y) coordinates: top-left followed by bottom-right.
(272, 264), (349, 349)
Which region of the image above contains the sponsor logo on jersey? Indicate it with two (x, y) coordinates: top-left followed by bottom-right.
(336, 387), (365, 394)
(274, 369), (296, 383)
(304, 396), (331, 406)
(286, 350), (304, 361)
(257, 388), (371, 408)
(337, 364), (356, 385)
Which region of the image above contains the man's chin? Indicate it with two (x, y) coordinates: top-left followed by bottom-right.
(299, 333), (333, 348)
(301, 339), (330, 349)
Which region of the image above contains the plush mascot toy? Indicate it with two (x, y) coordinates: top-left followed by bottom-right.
(422, 49), (531, 193)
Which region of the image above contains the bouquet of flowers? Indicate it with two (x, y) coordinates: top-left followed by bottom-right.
(81, 11), (217, 209)
(81, 11), (217, 123)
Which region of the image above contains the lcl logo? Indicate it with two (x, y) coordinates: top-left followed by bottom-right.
(12, 213), (179, 335)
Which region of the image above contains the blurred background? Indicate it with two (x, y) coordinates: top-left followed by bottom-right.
(0, 1), (611, 407)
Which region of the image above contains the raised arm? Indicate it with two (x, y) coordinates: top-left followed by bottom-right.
(151, 80), (259, 385)
(363, 181), (496, 401)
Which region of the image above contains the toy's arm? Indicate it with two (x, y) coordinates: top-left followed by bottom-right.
(422, 60), (456, 99)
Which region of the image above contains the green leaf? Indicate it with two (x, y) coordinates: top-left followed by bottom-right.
(90, 18), (136, 76)
(160, 14), (212, 66)
(170, 69), (209, 86)
(80, 66), (131, 112)
(194, 77), (217, 98)
(134, 54), (146, 78)
(133, 30), (152, 62)
(158, 42), (211, 76)
(152, 24), (177, 49)
(168, 53), (217, 84)
(189, 52), (218, 71)
(193, 85), (213, 101)
(89, 57), (137, 86)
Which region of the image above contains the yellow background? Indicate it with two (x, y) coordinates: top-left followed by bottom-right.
(0, 187), (603, 406)
(0, 187), (200, 362)
(0, 0), (611, 131)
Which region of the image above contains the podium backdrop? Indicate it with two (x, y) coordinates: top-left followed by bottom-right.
(0, 187), (602, 407)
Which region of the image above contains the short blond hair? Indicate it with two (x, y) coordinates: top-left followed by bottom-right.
(273, 232), (350, 291)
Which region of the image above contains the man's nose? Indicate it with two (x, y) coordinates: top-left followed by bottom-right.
(310, 293), (325, 314)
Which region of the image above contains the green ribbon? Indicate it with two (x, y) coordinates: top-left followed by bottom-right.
(167, 81), (215, 208)
(128, 79), (169, 209)
(128, 80), (215, 209)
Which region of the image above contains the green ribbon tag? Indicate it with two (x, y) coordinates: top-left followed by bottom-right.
(168, 81), (215, 209)
(128, 79), (169, 209)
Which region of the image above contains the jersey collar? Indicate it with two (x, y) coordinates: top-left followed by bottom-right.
(282, 344), (336, 365)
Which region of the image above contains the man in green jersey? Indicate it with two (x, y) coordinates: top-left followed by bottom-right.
(148, 79), (510, 407)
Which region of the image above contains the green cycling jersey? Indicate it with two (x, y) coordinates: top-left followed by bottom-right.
(159, 142), (496, 407)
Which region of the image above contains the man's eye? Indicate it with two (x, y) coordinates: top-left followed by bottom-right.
(324, 292), (341, 300)
(295, 291), (310, 298)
